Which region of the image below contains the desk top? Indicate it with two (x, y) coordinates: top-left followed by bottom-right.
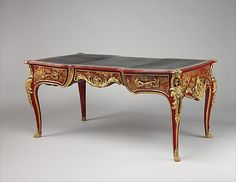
(26, 53), (216, 73)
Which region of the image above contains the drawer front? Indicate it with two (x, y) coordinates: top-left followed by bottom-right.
(123, 74), (169, 95)
(33, 65), (68, 85)
(74, 69), (122, 88)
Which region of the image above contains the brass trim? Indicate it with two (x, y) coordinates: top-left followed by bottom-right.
(63, 68), (74, 87)
(133, 76), (160, 88)
(211, 65), (217, 104)
(205, 131), (213, 138)
(174, 148), (181, 162)
(26, 65), (33, 106)
(33, 130), (42, 138)
(35, 81), (63, 87)
(123, 87), (170, 99)
(191, 76), (207, 100)
(170, 70), (182, 124)
(74, 70), (121, 88)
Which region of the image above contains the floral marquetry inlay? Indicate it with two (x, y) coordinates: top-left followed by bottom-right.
(33, 65), (68, 85)
(74, 69), (122, 88)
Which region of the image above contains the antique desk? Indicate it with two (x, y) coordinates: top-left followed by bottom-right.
(25, 53), (217, 162)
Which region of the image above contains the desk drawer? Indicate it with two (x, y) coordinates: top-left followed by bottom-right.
(74, 69), (122, 88)
(33, 65), (68, 85)
(123, 74), (169, 95)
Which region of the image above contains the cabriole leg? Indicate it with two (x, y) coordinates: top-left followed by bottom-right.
(169, 70), (183, 162)
(204, 77), (217, 138)
(26, 65), (42, 138)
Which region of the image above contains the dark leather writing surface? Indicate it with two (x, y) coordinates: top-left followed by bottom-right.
(34, 53), (208, 70)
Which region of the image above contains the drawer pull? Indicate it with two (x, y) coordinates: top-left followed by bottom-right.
(134, 76), (160, 88)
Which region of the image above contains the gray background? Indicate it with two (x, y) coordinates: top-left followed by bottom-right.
(0, 0), (235, 181)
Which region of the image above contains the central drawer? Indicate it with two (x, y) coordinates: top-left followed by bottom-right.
(74, 69), (122, 88)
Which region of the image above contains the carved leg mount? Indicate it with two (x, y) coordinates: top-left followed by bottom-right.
(169, 70), (183, 162)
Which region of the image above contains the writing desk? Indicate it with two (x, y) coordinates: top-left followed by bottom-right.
(25, 53), (217, 162)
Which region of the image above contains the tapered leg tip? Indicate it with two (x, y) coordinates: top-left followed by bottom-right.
(81, 117), (87, 121)
(33, 131), (42, 138)
(205, 132), (213, 138)
(174, 156), (181, 162)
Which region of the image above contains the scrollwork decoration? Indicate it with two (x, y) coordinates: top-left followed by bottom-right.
(210, 66), (217, 104)
(134, 76), (160, 88)
(170, 70), (182, 124)
(75, 72), (121, 88)
(25, 65), (33, 106)
(191, 77), (207, 100)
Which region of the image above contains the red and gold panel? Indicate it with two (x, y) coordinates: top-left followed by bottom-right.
(33, 65), (68, 85)
(123, 74), (169, 95)
(181, 65), (211, 100)
(74, 69), (122, 88)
